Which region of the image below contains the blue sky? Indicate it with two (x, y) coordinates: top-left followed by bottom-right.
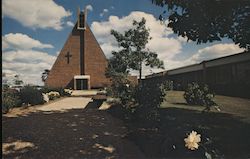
(2, 0), (244, 85)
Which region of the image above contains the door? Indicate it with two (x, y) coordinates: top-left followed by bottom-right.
(76, 79), (88, 90)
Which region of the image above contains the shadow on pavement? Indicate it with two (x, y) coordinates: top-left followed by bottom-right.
(2, 101), (144, 159)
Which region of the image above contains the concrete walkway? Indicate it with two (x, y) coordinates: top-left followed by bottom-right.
(71, 90), (99, 96)
(37, 97), (92, 112)
(2, 97), (145, 159)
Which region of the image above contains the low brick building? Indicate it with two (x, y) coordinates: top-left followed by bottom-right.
(145, 52), (250, 98)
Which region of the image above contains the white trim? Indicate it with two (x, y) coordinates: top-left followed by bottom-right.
(74, 75), (90, 79)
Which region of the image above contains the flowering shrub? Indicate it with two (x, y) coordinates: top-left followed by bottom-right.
(41, 87), (71, 96)
(184, 83), (216, 110)
(64, 89), (73, 95)
(47, 91), (60, 100)
(184, 131), (217, 159)
(42, 93), (49, 103)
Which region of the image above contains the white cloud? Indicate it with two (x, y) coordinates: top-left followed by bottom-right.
(91, 11), (182, 76)
(2, 0), (72, 30)
(100, 8), (109, 17)
(3, 50), (56, 85)
(2, 33), (54, 50)
(91, 11), (245, 77)
(86, 5), (93, 11)
(66, 21), (74, 27)
(2, 32), (56, 86)
(188, 43), (245, 63)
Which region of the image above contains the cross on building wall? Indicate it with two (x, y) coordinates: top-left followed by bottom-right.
(65, 51), (72, 64)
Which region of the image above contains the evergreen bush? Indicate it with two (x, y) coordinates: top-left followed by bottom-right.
(19, 85), (44, 105)
(2, 89), (21, 113)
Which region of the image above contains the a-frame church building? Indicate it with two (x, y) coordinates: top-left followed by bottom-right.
(45, 8), (110, 90)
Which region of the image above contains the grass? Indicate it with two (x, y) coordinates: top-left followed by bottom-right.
(108, 91), (250, 158)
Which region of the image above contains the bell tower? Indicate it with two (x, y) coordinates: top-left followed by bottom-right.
(45, 6), (110, 90)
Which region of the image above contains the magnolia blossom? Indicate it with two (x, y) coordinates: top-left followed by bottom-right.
(184, 131), (201, 150)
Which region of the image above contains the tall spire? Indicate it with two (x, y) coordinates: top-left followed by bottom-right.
(77, 6), (87, 30)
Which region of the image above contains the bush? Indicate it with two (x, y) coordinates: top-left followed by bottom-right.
(165, 80), (174, 91)
(107, 75), (138, 114)
(47, 91), (60, 100)
(2, 89), (21, 113)
(19, 85), (45, 105)
(184, 82), (216, 108)
(41, 87), (71, 96)
(135, 80), (169, 120)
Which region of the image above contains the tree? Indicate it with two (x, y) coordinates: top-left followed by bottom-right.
(152, 0), (250, 50)
(109, 18), (164, 82)
(13, 75), (23, 86)
(41, 69), (50, 83)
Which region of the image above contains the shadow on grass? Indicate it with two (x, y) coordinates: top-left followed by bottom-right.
(2, 102), (144, 159)
(108, 106), (250, 159)
(171, 102), (189, 106)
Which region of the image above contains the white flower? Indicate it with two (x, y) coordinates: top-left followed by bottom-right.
(64, 89), (72, 94)
(42, 93), (49, 102)
(184, 131), (201, 150)
(48, 91), (60, 96)
(126, 84), (129, 87)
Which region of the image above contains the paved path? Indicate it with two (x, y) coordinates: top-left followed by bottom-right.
(2, 97), (145, 159)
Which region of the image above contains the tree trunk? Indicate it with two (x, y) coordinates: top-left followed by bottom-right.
(139, 60), (142, 84)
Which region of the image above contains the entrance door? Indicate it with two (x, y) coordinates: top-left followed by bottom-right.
(76, 79), (88, 90)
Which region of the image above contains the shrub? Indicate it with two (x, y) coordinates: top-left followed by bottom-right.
(184, 82), (216, 108)
(64, 89), (73, 96)
(2, 89), (21, 113)
(41, 87), (71, 96)
(165, 80), (174, 90)
(135, 80), (169, 120)
(47, 91), (60, 100)
(19, 85), (44, 105)
(107, 74), (138, 114)
(107, 73), (170, 121)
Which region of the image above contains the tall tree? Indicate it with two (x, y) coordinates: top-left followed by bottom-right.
(153, 0), (250, 50)
(109, 18), (164, 82)
(41, 69), (50, 83)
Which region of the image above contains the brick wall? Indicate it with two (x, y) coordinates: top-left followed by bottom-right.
(84, 25), (110, 88)
(45, 24), (81, 88)
(45, 23), (110, 89)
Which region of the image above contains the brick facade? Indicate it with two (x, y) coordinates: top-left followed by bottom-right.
(45, 22), (110, 89)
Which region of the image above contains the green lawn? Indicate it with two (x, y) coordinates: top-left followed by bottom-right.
(162, 91), (250, 123)
(116, 91), (250, 158)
